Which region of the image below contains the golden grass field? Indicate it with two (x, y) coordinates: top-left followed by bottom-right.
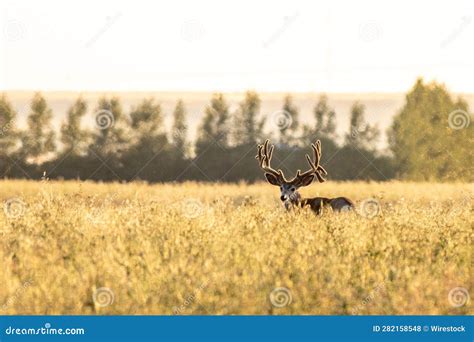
(0, 180), (472, 315)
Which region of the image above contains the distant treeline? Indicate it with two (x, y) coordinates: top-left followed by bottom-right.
(0, 78), (472, 182)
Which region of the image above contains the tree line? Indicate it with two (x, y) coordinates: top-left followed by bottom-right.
(0, 78), (471, 182)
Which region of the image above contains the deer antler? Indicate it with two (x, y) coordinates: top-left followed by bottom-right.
(256, 140), (287, 185)
(289, 140), (328, 186)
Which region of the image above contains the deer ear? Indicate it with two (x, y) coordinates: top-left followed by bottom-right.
(265, 173), (280, 186)
(299, 174), (315, 187)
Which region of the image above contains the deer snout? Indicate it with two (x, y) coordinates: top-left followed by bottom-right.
(280, 195), (287, 201)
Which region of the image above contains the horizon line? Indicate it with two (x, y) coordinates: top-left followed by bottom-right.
(2, 89), (474, 96)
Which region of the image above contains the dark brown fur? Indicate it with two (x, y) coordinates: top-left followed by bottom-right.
(300, 197), (354, 215)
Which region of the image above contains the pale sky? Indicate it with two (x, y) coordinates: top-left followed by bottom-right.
(1, 0), (473, 93)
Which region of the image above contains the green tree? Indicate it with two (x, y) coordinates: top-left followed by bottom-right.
(301, 95), (338, 152)
(171, 99), (189, 156)
(21, 93), (56, 164)
(90, 96), (128, 153)
(0, 94), (19, 177)
(129, 98), (164, 134)
(313, 95), (337, 139)
(196, 93), (230, 149)
(222, 91), (267, 181)
(0, 94), (18, 155)
(60, 96), (89, 155)
(232, 91), (264, 146)
(88, 96), (129, 180)
(278, 94), (299, 146)
(194, 93), (232, 181)
(123, 98), (170, 181)
(345, 101), (379, 150)
(388, 78), (473, 181)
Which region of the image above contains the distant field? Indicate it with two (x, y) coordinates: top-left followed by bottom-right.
(4, 90), (458, 149)
(1, 180), (472, 315)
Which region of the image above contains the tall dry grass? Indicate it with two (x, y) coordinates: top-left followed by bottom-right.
(0, 180), (472, 315)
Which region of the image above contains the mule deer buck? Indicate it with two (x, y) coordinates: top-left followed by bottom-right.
(256, 139), (354, 214)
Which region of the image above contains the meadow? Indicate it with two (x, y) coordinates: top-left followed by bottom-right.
(0, 180), (472, 315)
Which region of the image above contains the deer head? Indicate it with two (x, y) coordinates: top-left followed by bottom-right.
(256, 139), (328, 207)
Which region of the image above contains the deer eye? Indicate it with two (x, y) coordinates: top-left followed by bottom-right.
(290, 187), (295, 192)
